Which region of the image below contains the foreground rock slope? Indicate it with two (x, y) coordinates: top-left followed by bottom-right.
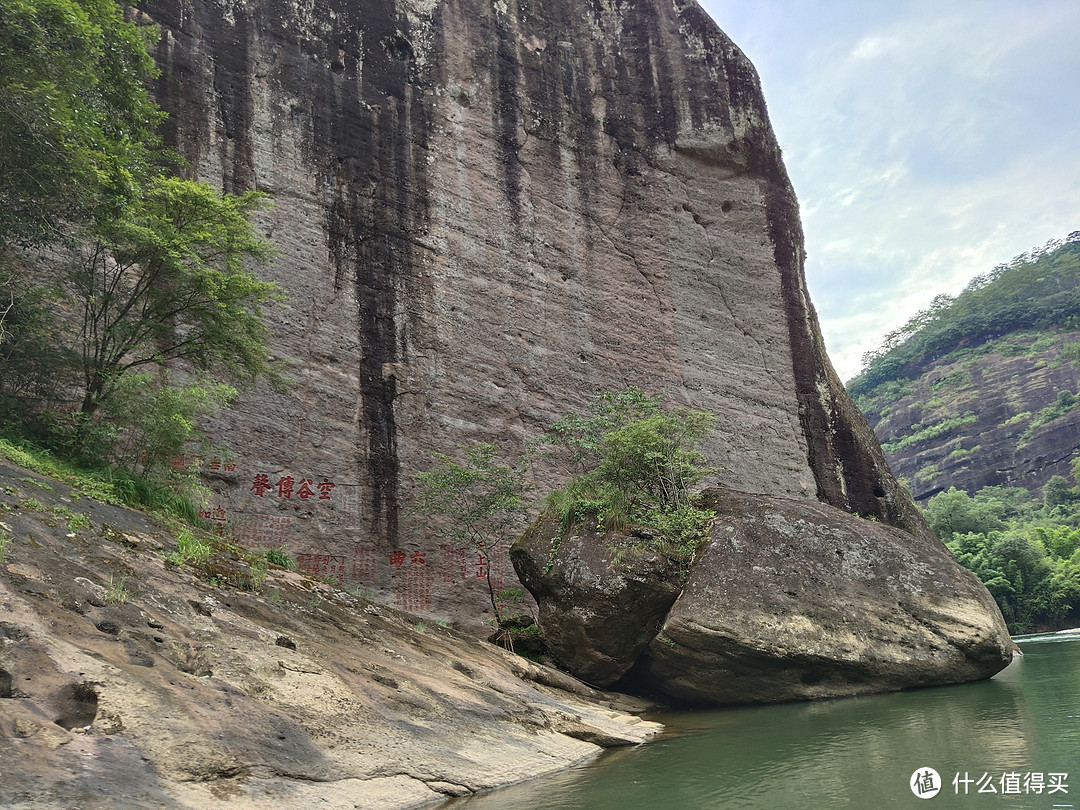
(0, 458), (659, 809)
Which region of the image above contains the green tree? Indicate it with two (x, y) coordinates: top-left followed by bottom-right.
(413, 443), (531, 626)
(1044, 475), (1076, 509)
(923, 486), (1005, 542)
(0, 1), (285, 489)
(64, 177), (279, 418)
(104, 371), (236, 474)
(544, 387), (717, 553)
(940, 495), (1080, 632)
(0, 0), (163, 248)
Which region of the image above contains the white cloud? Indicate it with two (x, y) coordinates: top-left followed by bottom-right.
(701, 0), (1080, 380)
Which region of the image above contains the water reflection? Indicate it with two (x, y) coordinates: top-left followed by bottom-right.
(444, 636), (1078, 809)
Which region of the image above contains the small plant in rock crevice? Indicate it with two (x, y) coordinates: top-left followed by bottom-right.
(248, 558), (268, 591)
(166, 530), (212, 566)
(261, 547), (297, 570)
(104, 574), (130, 605)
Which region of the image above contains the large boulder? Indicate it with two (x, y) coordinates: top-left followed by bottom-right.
(511, 508), (683, 686)
(635, 488), (1014, 704)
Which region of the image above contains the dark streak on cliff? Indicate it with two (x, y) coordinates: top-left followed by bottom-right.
(147, 5), (211, 180)
(212, 13), (256, 194)
(493, 9), (523, 222)
(712, 43), (930, 538)
(313, 1), (430, 547)
(147, 0), (432, 548)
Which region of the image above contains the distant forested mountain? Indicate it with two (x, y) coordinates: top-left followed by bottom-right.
(850, 233), (1080, 503)
(848, 233), (1080, 633)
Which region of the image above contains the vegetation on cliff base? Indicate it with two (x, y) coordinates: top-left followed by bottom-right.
(926, 474), (1080, 634)
(541, 387), (717, 557)
(416, 389), (718, 547)
(413, 389), (719, 627)
(0, 0), (283, 494)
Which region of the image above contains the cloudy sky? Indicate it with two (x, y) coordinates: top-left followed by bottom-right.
(697, 0), (1080, 381)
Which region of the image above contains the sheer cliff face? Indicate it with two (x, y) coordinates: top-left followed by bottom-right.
(140, 0), (926, 605)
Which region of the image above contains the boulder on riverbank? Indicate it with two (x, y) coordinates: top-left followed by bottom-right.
(510, 508), (683, 687)
(514, 487), (1014, 704)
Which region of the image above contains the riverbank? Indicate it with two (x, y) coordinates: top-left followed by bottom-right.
(440, 634), (1080, 808)
(0, 457), (661, 809)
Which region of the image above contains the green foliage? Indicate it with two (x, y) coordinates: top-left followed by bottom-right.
(930, 478), (1080, 633)
(852, 378), (916, 416)
(62, 176), (280, 418)
(881, 413), (977, 453)
(1059, 341), (1080, 366)
(166, 529), (212, 567)
(414, 442), (530, 552)
(914, 463), (939, 484)
(67, 512), (91, 533)
(1044, 475), (1076, 508)
(947, 445), (977, 460)
(413, 442), (531, 623)
(1018, 390), (1080, 444)
(0, 2), (285, 520)
(1004, 411), (1031, 426)
(850, 233), (1080, 399)
(103, 573), (130, 605)
(0, 529), (8, 560)
(103, 373), (236, 474)
(0, 0), (164, 248)
(543, 387), (717, 557)
(0, 181), (280, 474)
(930, 369), (972, 394)
(248, 557), (268, 591)
(262, 547), (297, 570)
(924, 487), (1004, 541)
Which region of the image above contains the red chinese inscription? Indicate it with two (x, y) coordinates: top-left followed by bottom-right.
(296, 553), (347, 583)
(394, 550), (432, 613)
(250, 474), (271, 496)
(276, 475), (295, 499)
(351, 546), (376, 581)
(438, 545), (467, 583)
(230, 515), (291, 547)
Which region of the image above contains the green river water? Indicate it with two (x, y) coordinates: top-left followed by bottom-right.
(444, 634), (1078, 809)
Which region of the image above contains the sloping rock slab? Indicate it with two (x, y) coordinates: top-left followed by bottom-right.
(0, 458), (662, 810)
(638, 489), (1013, 704)
(511, 509), (682, 686)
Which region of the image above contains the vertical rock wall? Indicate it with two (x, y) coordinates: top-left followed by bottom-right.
(139, 0), (925, 623)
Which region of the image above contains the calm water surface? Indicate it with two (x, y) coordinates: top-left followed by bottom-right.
(445, 634), (1079, 809)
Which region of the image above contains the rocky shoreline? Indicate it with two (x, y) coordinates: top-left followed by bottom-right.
(0, 458), (660, 809)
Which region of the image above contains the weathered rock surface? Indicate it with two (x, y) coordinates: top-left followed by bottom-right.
(0, 458), (660, 809)
(510, 508), (683, 686)
(512, 488), (1012, 704)
(132, 0), (922, 622)
(860, 331), (1080, 501)
(634, 489), (1013, 704)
